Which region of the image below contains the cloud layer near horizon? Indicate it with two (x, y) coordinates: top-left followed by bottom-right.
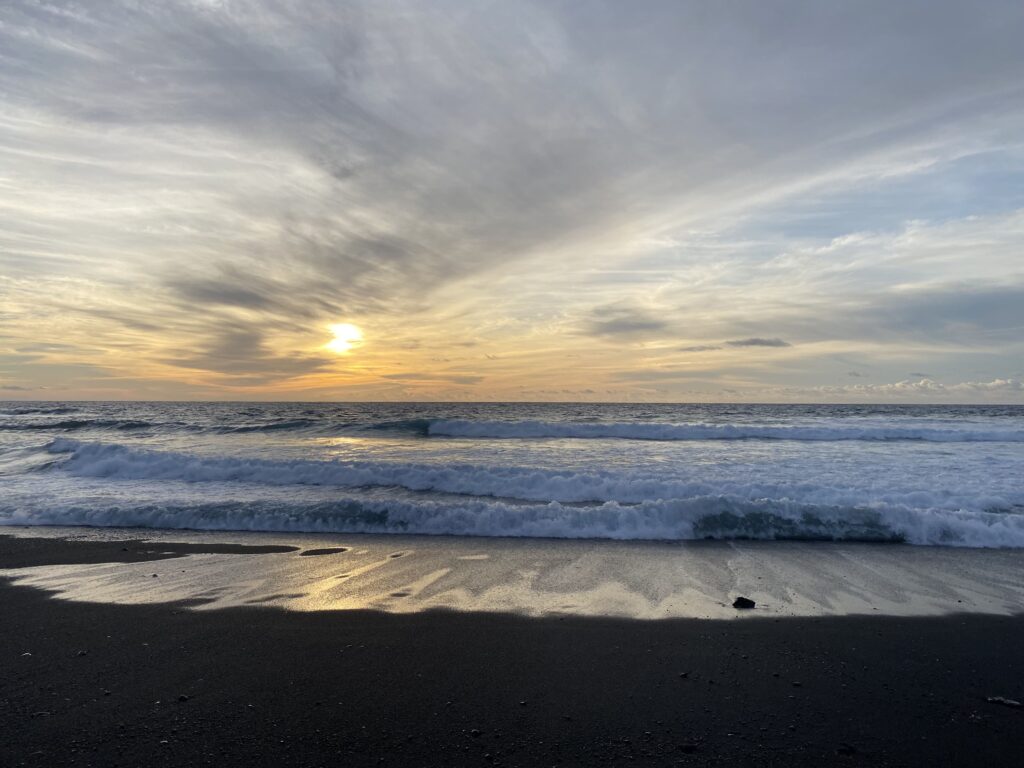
(1, 0), (1023, 401)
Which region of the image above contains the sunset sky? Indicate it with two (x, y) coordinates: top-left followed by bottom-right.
(2, 0), (1023, 402)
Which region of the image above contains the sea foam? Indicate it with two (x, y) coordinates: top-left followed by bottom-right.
(427, 419), (1024, 442)
(44, 438), (1021, 511)
(4, 492), (1024, 548)
(22, 438), (1024, 547)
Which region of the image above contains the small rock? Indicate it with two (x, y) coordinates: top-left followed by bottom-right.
(986, 696), (1022, 708)
(732, 596), (756, 609)
(678, 743), (699, 754)
(837, 742), (857, 756)
(178, 695), (189, 703)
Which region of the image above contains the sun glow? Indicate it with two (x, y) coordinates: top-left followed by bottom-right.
(325, 323), (363, 354)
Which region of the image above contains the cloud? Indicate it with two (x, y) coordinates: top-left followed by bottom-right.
(165, 276), (287, 313)
(382, 373), (483, 385)
(677, 339), (792, 352)
(161, 327), (333, 384)
(795, 378), (1024, 399)
(1, 1), (1023, 398)
(725, 338), (792, 348)
(782, 280), (1024, 347)
(583, 304), (669, 339)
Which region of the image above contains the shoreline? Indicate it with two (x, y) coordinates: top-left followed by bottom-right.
(4, 526), (1024, 619)
(2, 531), (1024, 766)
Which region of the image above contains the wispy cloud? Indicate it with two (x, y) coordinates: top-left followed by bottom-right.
(583, 304), (669, 339)
(679, 345), (722, 353)
(726, 338), (792, 348)
(1, 1), (1022, 400)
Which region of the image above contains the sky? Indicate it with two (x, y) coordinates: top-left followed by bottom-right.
(1, 0), (1023, 402)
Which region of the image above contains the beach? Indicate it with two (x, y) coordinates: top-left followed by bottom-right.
(3, 402), (1024, 765)
(6, 1), (1024, 763)
(3, 529), (1024, 767)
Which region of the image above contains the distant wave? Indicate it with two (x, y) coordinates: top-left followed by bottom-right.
(362, 418), (433, 435)
(427, 419), (1024, 443)
(0, 419), (158, 432)
(0, 405), (79, 416)
(7, 414), (1024, 442)
(0, 417), (317, 434)
(212, 419), (319, 434)
(4, 492), (1024, 548)
(0, 415), (430, 437)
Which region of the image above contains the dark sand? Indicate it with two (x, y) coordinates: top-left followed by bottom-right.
(3, 535), (1023, 767)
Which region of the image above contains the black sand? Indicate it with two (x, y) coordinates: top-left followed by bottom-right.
(2, 535), (1023, 767)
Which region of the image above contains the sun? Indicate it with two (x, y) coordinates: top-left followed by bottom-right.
(325, 323), (364, 354)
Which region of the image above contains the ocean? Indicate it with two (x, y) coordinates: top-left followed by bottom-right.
(1, 401), (1023, 547)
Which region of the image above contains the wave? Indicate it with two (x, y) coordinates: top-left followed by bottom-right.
(0, 405), (79, 416)
(362, 418), (433, 435)
(0, 415), (430, 437)
(426, 419), (1024, 442)
(45, 438), (1022, 511)
(0, 417), (316, 434)
(0, 419), (159, 432)
(47, 438), (728, 503)
(32, 439), (1024, 548)
(3, 493), (1024, 548)
(212, 419), (320, 434)
(8, 414), (1024, 443)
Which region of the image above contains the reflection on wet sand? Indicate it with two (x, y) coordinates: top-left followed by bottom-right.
(3, 528), (1024, 620)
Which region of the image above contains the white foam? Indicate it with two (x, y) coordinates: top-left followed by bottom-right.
(4, 493), (1024, 548)
(427, 419), (1024, 442)
(45, 439), (1023, 513)
(15, 439), (1023, 547)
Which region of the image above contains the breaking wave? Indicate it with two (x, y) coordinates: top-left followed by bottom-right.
(22, 439), (1024, 548)
(426, 419), (1024, 442)
(4, 494), (1024, 548)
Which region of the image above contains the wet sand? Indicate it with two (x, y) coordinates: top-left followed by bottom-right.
(2, 531), (1024, 766)
(5, 527), (1024, 618)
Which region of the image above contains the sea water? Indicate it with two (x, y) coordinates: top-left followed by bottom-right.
(1, 402), (1022, 547)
